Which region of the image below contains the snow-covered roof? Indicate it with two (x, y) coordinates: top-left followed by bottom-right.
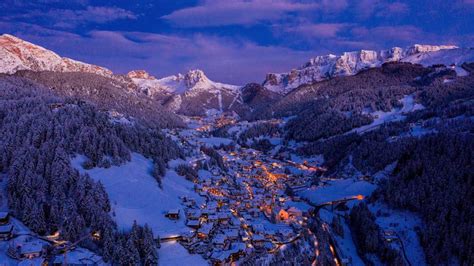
(0, 224), (13, 233)
(20, 242), (43, 254)
(0, 212), (9, 219)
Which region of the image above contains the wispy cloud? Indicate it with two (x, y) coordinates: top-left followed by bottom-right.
(4, 6), (136, 29)
(1, 22), (314, 84)
(161, 0), (341, 28)
(279, 22), (350, 38)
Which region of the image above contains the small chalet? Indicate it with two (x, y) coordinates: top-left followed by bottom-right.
(198, 223), (214, 239)
(0, 224), (13, 240)
(278, 228), (294, 239)
(187, 210), (202, 220)
(272, 207), (289, 222)
(212, 234), (228, 249)
(228, 242), (246, 261)
(0, 212), (10, 225)
(186, 220), (200, 229)
(287, 207), (303, 219)
(251, 234), (265, 248)
(217, 213), (230, 225)
(20, 242), (45, 259)
(222, 229), (239, 241)
(165, 209), (180, 220)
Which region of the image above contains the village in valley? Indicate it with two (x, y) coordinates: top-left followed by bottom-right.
(0, 111), (419, 266)
(158, 112), (381, 265)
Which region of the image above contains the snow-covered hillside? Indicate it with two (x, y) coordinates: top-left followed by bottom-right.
(72, 153), (204, 238)
(0, 34), (113, 77)
(402, 47), (474, 76)
(263, 44), (473, 94)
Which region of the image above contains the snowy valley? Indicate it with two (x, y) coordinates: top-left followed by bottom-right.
(0, 34), (472, 266)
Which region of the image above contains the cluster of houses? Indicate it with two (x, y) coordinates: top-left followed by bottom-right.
(0, 211), (103, 265)
(163, 131), (323, 265)
(0, 212), (48, 261)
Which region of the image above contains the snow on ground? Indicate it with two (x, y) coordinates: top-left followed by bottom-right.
(350, 95), (424, 134)
(299, 179), (376, 206)
(369, 203), (427, 266)
(158, 241), (208, 266)
(197, 137), (233, 147)
(53, 247), (105, 265)
(334, 217), (365, 266)
(318, 208), (365, 265)
(402, 47), (474, 77)
(72, 153), (204, 238)
(0, 242), (20, 265)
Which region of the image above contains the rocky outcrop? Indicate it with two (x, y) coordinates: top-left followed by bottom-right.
(262, 44), (464, 95)
(0, 34), (113, 77)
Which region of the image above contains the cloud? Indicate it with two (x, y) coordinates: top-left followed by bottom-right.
(161, 0), (339, 27)
(5, 6), (136, 29)
(356, 25), (423, 42)
(353, 0), (410, 19)
(1, 22), (315, 84)
(281, 23), (350, 38)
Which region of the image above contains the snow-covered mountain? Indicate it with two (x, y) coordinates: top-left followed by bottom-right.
(128, 69), (244, 115)
(128, 69), (240, 95)
(0, 34), (113, 77)
(263, 44), (473, 94)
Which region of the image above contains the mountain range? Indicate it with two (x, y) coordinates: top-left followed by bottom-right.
(1, 33), (473, 118)
(1, 33), (473, 265)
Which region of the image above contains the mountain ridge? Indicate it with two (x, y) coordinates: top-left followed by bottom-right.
(0, 34), (113, 77)
(262, 44), (473, 94)
(1, 34), (473, 117)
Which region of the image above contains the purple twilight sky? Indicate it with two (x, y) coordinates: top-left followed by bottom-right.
(1, 0), (473, 84)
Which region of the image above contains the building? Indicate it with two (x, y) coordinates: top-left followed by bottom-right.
(20, 242), (45, 259)
(198, 223), (214, 239)
(212, 234), (228, 249)
(251, 234), (265, 248)
(272, 207), (289, 222)
(186, 220), (200, 229)
(287, 207), (303, 219)
(165, 209), (180, 220)
(0, 212), (10, 225)
(0, 224), (13, 240)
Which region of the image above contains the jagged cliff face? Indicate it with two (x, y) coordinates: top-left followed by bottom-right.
(128, 69), (246, 116)
(0, 34), (113, 77)
(262, 44), (462, 95)
(1, 34), (473, 119)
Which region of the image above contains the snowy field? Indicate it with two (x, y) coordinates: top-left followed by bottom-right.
(299, 178), (376, 206)
(72, 153), (204, 238)
(402, 47), (474, 77)
(350, 95), (424, 134)
(158, 241), (208, 266)
(369, 203), (427, 266)
(319, 209), (365, 266)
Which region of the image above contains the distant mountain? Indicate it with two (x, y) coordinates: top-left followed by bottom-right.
(1, 34), (473, 119)
(128, 69), (239, 95)
(13, 70), (185, 128)
(128, 69), (245, 116)
(0, 34), (113, 77)
(263, 44), (474, 94)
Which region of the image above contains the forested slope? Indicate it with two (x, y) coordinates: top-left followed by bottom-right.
(0, 76), (183, 264)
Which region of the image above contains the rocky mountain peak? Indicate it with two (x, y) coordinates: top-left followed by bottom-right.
(184, 69), (209, 88)
(127, 70), (156, 80)
(263, 44), (467, 95)
(0, 34), (113, 77)
(405, 44), (458, 56)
